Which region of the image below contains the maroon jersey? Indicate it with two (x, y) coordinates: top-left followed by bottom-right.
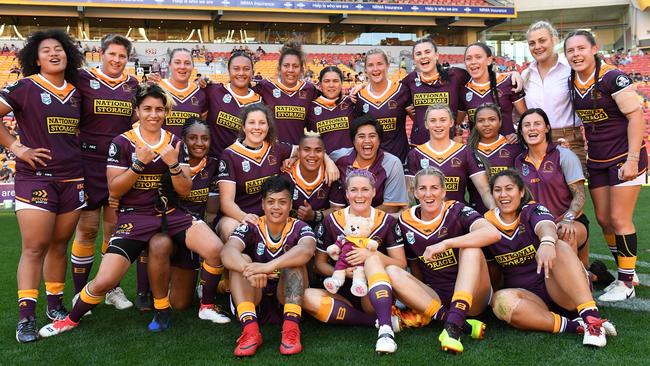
(254, 79), (318, 145)
(231, 216), (315, 265)
(306, 96), (355, 153)
(405, 141), (486, 204)
(181, 157), (219, 219)
(332, 148), (409, 208)
(355, 81), (411, 162)
(402, 68), (470, 145)
(468, 136), (522, 214)
(281, 162), (345, 217)
(159, 79), (207, 136)
(573, 63), (641, 166)
(107, 128), (189, 213)
(0, 75), (82, 179)
(205, 83), (263, 159)
(459, 73), (525, 135)
(217, 140), (293, 216)
(77, 68), (138, 162)
(515, 143), (585, 219)
(398, 201), (482, 304)
(316, 207), (404, 255)
(483, 203), (556, 292)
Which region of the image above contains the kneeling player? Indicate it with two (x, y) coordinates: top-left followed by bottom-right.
(484, 170), (616, 347)
(220, 176), (316, 357)
(387, 167), (500, 354)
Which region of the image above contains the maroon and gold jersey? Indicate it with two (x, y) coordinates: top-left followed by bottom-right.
(572, 63), (640, 165)
(159, 79), (207, 136)
(468, 136), (522, 214)
(316, 207), (404, 255)
(355, 81), (411, 162)
(181, 157), (219, 219)
(0, 75), (82, 179)
(305, 96), (355, 153)
(483, 203), (555, 291)
(402, 68), (470, 145)
(405, 141), (485, 204)
(107, 128), (189, 213)
(281, 162), (345, 215)
(230, 216), (315, 265)
(254, 79), (318, 145)
(77, 68), (138, 162)
(398, 201), (482, 302)
(205, 83), (263, 159)
(515, 143), (585, 219)
(217, 140), (293, 216)
(459, 74), (525, 135)
(332, 148), (409, 208)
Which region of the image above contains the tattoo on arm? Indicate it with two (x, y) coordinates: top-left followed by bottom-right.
(282, 267), (305, 305)
(567, 182), (586, 216)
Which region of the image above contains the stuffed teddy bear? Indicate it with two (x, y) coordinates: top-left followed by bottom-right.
(324, 215), (378, 297)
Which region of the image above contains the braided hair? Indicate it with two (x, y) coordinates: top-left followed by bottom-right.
(564, 30), (601, 128)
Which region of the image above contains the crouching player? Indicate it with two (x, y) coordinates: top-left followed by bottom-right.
(485, 170), (616, 347)
(220, 176), (316, 357)
(387, 167), (500, 354)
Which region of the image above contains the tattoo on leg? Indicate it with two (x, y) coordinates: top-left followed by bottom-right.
(282, 267), (304, 305)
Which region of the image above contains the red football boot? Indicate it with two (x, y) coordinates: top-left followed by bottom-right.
(234, 323), (263, 357)
(279, 322), (302, 355)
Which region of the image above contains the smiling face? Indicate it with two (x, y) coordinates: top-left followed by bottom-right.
(414, 174), (445, 217)
(320, 71), (342, 99)
(425, 108), (454, 142)
(170, 50), (193, 84)
(475, 107), (501, 141)
(298, 136), (325, 173)
(280, 54), (302, 86)
(353, 124), (380, 162)
(527, 28), (556, 64)
(229, 55), (253, 90)
(564, 34), (598, 75)
(184, 123), (210, 160)
(346, 175), (376, 214)
(242, 110), (269, 147)
(37, 38), (67, 76)
(464, 44), (492, 81)
(365, 53), (389, 85)
(520, 112), (549, 147)
(262, 189), (292, 225)
(101, 43), (128, 78)
(413, 41), (438, 75)
(492, 175), (525, 216)
(135, 96), (166, 134)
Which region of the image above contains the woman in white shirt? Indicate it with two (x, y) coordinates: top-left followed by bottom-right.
(523, 21), (586, 171)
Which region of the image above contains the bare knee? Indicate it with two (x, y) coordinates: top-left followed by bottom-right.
(491, 289), (522, 323)
(148, 234), (173, 259)
(302, 288), (322, 313)
(76, 214), (101, 241)
(21, 243), (48, 260)
(89, 275), (118, 295)
(385, 265), (406, 284)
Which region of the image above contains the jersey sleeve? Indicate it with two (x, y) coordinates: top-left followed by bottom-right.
(526, 203), (556, 232)
(294, 221), (316, 248)
(466, 147), (487, 177)
(216, 153), (236, 184)
(329, 147), (353, 163)
(107, 136), (131, 169)
(328, 180), (347, 206)
(381, 153), (409, 206)
(606, 69), (635, 96)
(172, 135), (190, 166)
(316, 215), (336, 253)
(558, 146), (585, 184)
(0, 79), (28, 112)
(509, 74), (526, 103)
(456, 203), (483, 232)
(229, 222), (254, 249)
(384, 215), (405, 249)
(404, 149), (418, 177)
(276, 141), (294, 161)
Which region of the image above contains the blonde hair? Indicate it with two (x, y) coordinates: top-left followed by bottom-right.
(364, 49), (389, 66)
(526, 21), (559, 43)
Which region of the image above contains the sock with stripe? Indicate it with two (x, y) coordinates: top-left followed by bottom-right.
(237, 301), (259, 329)
(153, 296), (171, 311)
(70, 285), (103, 322)
(615, 233), (637, 282)
(199, 262), (224, 306)
(45, 282), (65, 311)
(71, 240), (95, 294)
(367, 272), (393, 328)
(18, 289), (38, 319)
(551, 312), (581, 333)
(604, 234), (617, 262)
(137, 251), (150, 294)
(577, 300), (601, 323)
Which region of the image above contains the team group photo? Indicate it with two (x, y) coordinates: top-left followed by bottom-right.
(0, 0), (649, 364)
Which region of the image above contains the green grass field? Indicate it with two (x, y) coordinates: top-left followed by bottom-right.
(1, 191), (650, 365)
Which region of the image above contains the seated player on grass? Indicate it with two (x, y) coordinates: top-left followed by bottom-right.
(220, 176), (317, 357)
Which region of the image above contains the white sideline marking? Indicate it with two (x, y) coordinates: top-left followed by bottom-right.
(589, 253), (650, 269)
(597, 298), (650, 313)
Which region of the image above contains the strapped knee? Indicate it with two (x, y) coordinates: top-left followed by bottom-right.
(491, 290), (522, 323)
